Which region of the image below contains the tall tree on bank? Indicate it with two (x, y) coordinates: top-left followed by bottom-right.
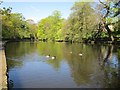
(63, 2), (98, 42)
(37, 10), (64, 41)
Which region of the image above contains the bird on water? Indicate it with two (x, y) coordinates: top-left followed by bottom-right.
(46, 55), (50, 58)
(70, 52), (72, 54)
(79, 53), (82, 56)
(51, 56), (56, 59)
(46, 55), (56, 60)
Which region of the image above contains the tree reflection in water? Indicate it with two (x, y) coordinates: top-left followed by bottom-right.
(5, 42), (120, 88)
(64, 44), (99, 86)
(98, 45), (120, 88)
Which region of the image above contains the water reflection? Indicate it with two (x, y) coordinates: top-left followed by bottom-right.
(5, 42), (120, 88)
(97, 45), (120, 88)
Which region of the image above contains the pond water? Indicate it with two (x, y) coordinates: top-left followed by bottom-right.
(5, 42), (120, 88)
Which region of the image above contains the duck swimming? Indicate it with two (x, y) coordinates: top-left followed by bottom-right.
(70, 52), (72, 54)
(79, 53), (82, 56)
(46, 55), (50, 58)
(51, 56), (56, 59)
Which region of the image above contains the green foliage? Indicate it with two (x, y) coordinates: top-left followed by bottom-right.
(62, 2), (98, 42)
(85, 0), (120, 42)
(26, 19), (38, 39)
(1, 7), (37, 40)
(2, 12), (26, 39)
(37, 10), (64, 41)
(1, 1), (119, 42)
(105, 1), (119, 24)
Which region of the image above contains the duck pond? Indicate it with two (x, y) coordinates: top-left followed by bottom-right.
(5, 41), (120, 88)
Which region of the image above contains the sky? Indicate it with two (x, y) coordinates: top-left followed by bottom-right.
(1, 2), (75, 23)
(2, 0), (100, 2)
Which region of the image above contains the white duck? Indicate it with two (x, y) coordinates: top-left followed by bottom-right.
(51, 56), (56, 59)
(46, 55), (50, 58)
(70, 51), (72, 54)
(79, 53), (82, 56)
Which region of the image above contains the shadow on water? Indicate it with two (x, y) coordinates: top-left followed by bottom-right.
(5, 41), (120, 88)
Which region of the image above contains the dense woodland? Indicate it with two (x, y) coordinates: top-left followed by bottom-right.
(0, 0), (120, 44)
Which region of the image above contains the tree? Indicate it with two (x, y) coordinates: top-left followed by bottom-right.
(2, 11), (27, 39)
(63, 2), (98, 42)
(26, 19), (38, 40)
(1, 5), (37, 40)
(94, 0), (120, 42)
(37, 10), (64, 41)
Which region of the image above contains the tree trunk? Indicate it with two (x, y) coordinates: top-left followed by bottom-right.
(99, 0), (114, 42)
(105, 24), (114, 42)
